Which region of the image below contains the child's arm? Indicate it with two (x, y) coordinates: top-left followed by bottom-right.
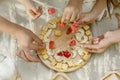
(82, 14), (120, 53)
(0, 16), (20, 36)
(79, 0), (107, 24)
(61, 0), (83, 22)
(82, 29), (120, 53)
(17, 0), (43, 19)
(0, 16), (45, 61)
(91, 0), (107, 18)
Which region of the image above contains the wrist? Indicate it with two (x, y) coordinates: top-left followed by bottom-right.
(108, 30), (120, 44)
(90, 9), (99, 18)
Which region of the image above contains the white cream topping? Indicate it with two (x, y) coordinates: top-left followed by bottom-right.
(71, 50), (77, 59)
(44, 29), (52, 42)
(80, 35), (88, 43)
(44, 36), (50, 42)
(54, 53), (63, 62)
(46, 29), (52, 37)
(75, 33), (82, 41)
(78, 29), (85, 36)
(77, 48), (85, 56)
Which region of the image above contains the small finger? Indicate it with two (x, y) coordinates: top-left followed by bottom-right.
(76, 14), (81, 21)
(66, 12), (72, 21)
(37, 6), (43, 13)
(92, 40), (99, 44)
(86, 48), (104, 53)
(34, 6), (43, 19)
(61, 12), (67, 22)
(78, 17), (85, 24)
(32, 34), (43, 45)
(24, 50), (40, 62)
(29, 44), (41, 50)
(93, 37), (100, 41)
(27, 10), (35, 19)
(70, 13), (76, 22)
(85, 48), (97, 53)
(83, 44), (101, 50)
(30, 10), (37, 16)
(31, 6), (38, 14)
(17, 50), (30, 62)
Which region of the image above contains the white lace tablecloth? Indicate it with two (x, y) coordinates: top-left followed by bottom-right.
(0, 0), (120, 80)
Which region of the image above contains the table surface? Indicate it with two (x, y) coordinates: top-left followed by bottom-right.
(0, 0), (120, 80)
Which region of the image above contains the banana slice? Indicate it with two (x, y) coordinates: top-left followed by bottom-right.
(44, 36), (50, 42)
(46, 29), (52, 37)
(80, 35), (88, 43)
(77, 48), (85, 56)
(75, 33), (82, 41)
(71, 50), (77, 58)
(54, 53), (63, 62)
(74, 59), (83, 66)
(43, 29), (52, 42)
(78, 28), (85, 36)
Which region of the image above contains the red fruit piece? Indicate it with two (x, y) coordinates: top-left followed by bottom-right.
(58, 22), (65, 28)
(73, 21), (79, 27)
(57, 52), (63, 56)
(69, 40), (76, 46)
(63, 50), (71, 58)
(71, 22), (79, 32)
(49, 41), (55, 49)
(48, 8), (56, 15)
(66, 27), (72, 35)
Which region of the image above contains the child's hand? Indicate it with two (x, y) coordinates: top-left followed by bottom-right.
(61, 0), (82, 22)
(82, 30), (120, 53)
(78, 12), (97, 25)
(78, 0), (107, 25)
(25, 5), (43, 20)
(15, 27), (45, 62)
(18, 0), (43, 19)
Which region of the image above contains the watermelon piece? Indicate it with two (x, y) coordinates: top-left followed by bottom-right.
(63, 50), (71, 58)
(69, 40), (76, 46)
(66, 27), (72, 35)
(58, 22), (65, 28)
(70, 22), (79, 32)
(57, 52), (63, 56)
(48, 8), (56, 15)
(49, 41), (55, 49)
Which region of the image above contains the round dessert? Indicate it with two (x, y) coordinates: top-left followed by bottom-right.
(38, 17), (92, 72)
